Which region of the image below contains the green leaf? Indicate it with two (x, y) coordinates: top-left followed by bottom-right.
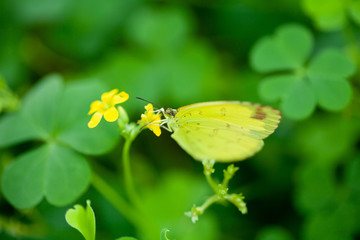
(250, 24), (312, 72)
(66, 200), (96, 240)
(21, 74), (64, 139)
(281, 80), (316, 120)
(310, 78), (352, 111)
(160, 228), (172, 240)
(306, 49), (354, 111)
(1, 76), (119, 154)
(54, 80), (106, 130)
(0, 113), (42, 147)
(57, 121), (119, 155)
(258, 74), (299, 102)
(349, 1), (360, 25)
(0, 74), (64, 147)
(2, 143), (91, 209)
(302, 0), (346, 31)
(307, 49), (355, 79)
(116, 237), (137, 240)
(55, 80), (120, 155)
(1, 75), (121, 209)
(253, 25), (355, 120)
(275, 24), (313, 68)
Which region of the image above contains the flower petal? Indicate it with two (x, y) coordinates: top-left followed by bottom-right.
(150, 124), (161, 136)
(88, 100), (105, 115)
(101, 89), (119, 105)
(88, 112), (103, 128)
(104, 107), (119, 122)
(113, 91), (129, 105)
(145, 103), (153, 112)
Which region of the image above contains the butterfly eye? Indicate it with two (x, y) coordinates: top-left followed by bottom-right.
(165, 108), (177, 117)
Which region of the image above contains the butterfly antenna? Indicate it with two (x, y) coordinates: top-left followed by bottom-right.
(136, 97), (164, 109)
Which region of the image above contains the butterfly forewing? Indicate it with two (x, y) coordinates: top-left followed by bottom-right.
(169, 101), (281, 162)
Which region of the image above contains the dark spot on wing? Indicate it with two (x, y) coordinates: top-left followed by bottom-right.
(252, 106), (267, 120)
(220, 107), (226, 116)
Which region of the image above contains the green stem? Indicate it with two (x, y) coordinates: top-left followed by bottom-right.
(198, 195), (218, 213)
(122, 133), (160, 240)
(122, 134), (151, 215)
(92, 170), (158, 240)
(222, 176), (231, 188)
(122, 137), (138, 204)
(205, 173), (218, 193)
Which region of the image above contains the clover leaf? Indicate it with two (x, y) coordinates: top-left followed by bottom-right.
(0, 74), (120, 209)
(251, 24), (355, 120)
(302, 0), (360, 31)
(2, 144), (91, 208)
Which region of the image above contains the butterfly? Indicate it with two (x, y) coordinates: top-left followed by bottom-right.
(162, 101), (281, 162)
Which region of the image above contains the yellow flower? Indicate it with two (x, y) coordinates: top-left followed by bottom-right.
(139, 104), (162, 136)
(88, 89), (129, 128)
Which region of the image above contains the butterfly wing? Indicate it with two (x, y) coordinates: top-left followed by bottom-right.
(168, 101), (281, 162)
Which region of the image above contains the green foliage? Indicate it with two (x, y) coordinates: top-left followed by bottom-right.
(303, 203), (358, 240)
(2, 144), (90, 208)
(294, 115), (359, 165)
(1, 1), (360, 240)
(142, 172), (220, 240)
(346, 156), (360, 191)
(0, 77), (19, 113)
(296, 163), (336, 213)
(256, 226), (294, 240)
(292, 115), (360, 240)
(66, 200), (96, 240)
(302, 0), (360, 31)
(0, 75), (119, 209)
(126, 6), (191, 52)
(251, 24), (355, 119)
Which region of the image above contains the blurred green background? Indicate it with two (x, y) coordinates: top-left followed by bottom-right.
(0, 0), (360, 239)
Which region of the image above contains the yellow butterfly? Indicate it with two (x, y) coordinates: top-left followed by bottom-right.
(162, 101), (281, 162)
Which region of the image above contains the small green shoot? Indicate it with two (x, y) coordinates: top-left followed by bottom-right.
(185, 161), (247, 223)
(65, 200), (96, 240)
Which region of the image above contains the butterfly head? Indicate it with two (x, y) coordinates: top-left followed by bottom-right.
(165, 108), (177, 118)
